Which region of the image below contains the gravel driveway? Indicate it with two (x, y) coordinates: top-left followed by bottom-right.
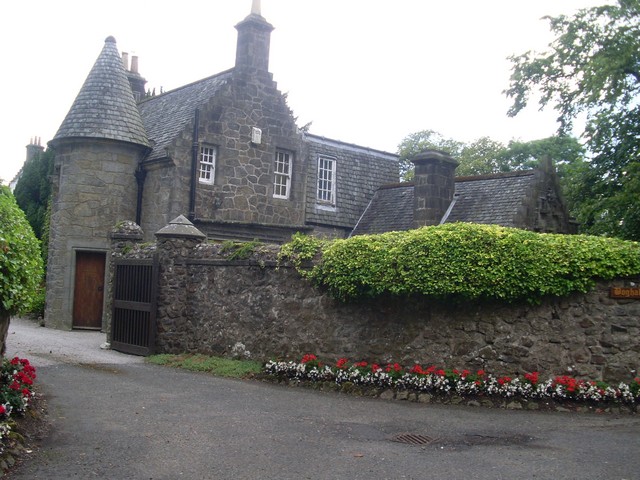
(4, 317), (640, 480)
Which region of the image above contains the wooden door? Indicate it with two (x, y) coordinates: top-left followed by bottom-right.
(73, 251), (106, 329)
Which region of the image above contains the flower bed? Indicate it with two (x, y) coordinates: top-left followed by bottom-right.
(0, 356), (37, 458)
(265, 355), (639, 413)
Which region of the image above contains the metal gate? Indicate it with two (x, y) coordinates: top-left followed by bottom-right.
(111, 255), (159, 356)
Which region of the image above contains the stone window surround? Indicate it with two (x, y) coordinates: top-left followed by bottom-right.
(317, 155), (337, 206)
(273, 149), (292, 199)
(198, 145), (217, 184)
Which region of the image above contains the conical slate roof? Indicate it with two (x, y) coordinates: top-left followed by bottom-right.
(53, 36), (149, 147)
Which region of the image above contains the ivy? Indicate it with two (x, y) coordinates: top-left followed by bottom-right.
(281, 224), (640, 303)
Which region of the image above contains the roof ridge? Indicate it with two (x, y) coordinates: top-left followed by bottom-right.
(455, 169), (535, 182)
(137, 68), (234, 105)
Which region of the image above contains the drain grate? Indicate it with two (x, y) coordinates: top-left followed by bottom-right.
(391, 433), (436, 445)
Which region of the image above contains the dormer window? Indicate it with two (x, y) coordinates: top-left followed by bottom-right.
(199, 145), (217, 184)
(274, 149), (292, 199)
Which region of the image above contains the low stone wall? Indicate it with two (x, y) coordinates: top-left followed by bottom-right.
(110, 230), (640, 384)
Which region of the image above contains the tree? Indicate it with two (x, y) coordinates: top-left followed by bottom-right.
(456, 137), (510, 176)
(0, 186), (43, 356)
(397, 130), (464, 180)
(505, 0), (640, 240)
(397, 130), (583, 179)
(13, 148), (53, 241)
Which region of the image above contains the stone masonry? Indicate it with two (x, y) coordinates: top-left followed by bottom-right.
(110, 223), (640, 384)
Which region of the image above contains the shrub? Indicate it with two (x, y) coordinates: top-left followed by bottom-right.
(0, 187), (43, 315)
(220, 239), (263, 260)
(281, 223), (640, 303)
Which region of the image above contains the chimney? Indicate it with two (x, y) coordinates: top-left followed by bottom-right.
(26, 137), (45, 163)
(124, 54), (146, 102)
(234, 2), (274, 74)
(411, 150), (459, 228)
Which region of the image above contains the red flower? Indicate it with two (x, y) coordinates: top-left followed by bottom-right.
(385, 363), (402, 373)
(410, 364), (424, 375)
(0, 405), (5, 415)
(354, 361), (368, 368)
(477, 369), (486, 377)
(461, 370), (470, 378)
(10, 357), (20, 366)
(371, 364), (381, 373)
(524, 372), (539, 385)
(21, 388), (30, 397)
(336, 358), (349, 369)
(497, 376), (512, 386)
(426, 366), (436, 375)
(436, 369), (446, 377)
(301, 354), (317, 364)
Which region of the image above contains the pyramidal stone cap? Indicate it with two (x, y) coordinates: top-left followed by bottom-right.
(155, 215), (206, 240)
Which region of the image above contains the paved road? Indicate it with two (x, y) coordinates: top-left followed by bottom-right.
(4, 317), (640, 479)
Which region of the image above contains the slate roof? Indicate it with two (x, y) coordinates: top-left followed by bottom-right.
(53, 37), (149, 147)
(137, 71), (233, 161)
(446, 171), (536, 226)
(351, 183), (414, 235)
(351, 170), (539, 236)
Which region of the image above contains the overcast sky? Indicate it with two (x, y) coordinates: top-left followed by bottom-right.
(1, 0), (607, 183)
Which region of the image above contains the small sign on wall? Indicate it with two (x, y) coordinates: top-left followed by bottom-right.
(610, 286), (640, 299)
(251, 127), (262, 145)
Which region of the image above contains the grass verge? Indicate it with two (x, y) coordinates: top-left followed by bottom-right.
(146, 354), (262, 378)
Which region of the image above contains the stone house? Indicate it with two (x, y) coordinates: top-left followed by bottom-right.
(44, 3), (575, 332)
(352, 150), (577, 236)
(44, 3), (398, 330)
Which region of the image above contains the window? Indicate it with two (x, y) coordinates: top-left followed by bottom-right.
(198, 146), (217, 184)
(273, 150), (292, 199)
(317, 156), (336, 204)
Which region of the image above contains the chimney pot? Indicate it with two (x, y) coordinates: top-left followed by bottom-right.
(131, 55), (139, 74)
(122, 52), (129, 71)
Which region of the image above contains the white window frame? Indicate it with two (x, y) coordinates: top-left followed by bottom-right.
(273, 150), (292, 199)
(198, 145), (217, 184)
(317, 156), (336, 205)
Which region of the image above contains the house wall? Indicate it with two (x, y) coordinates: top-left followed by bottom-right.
(46, 139), (146, 329)
(194, 75), (305, 229)
(304, 136), (399, 236)
(112, 233), (640, 384)
(137, 78), (399, 243)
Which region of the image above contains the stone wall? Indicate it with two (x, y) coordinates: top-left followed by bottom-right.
(112, 231), (640, 384)
(46, 139), (147, 329)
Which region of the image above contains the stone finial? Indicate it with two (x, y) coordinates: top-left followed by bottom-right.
(155, 215), (206, 240)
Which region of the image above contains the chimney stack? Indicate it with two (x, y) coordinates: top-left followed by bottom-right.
(122, 52), (129, 71)
(234, 3), (274, 75)
(131, 55), (139, 73)
(26, 136), (45, 163)
(411, 150), (459, 228)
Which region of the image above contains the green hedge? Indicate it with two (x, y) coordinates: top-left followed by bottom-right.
(280, 224), (640, 303)
(0, 187), (43, 315)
